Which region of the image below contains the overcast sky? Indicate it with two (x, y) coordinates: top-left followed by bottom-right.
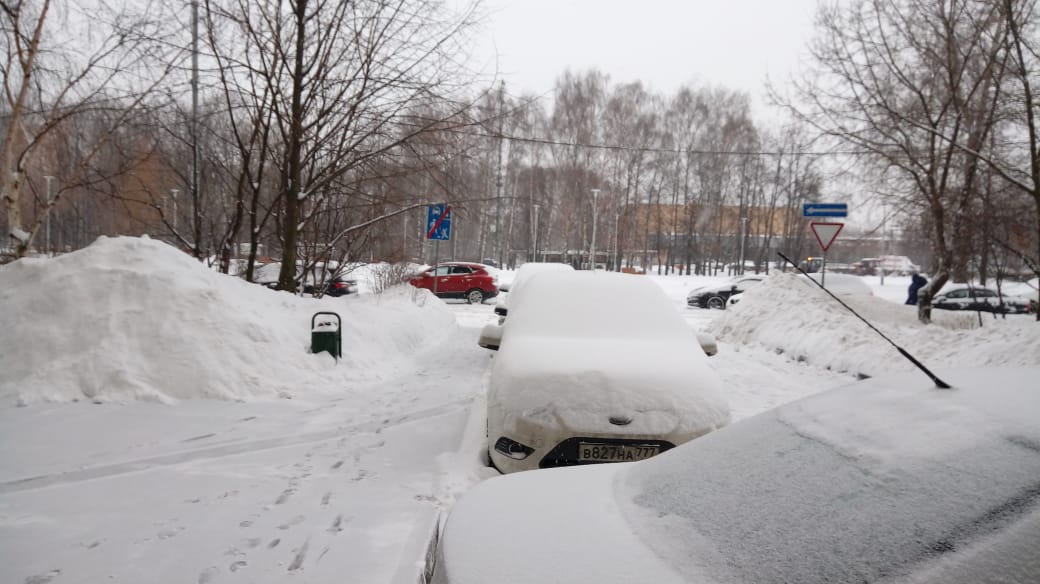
(467, 0), (822, 114)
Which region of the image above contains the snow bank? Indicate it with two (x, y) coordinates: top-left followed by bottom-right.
(0, 236), (455, 405)
(712, 272), (1040, 378)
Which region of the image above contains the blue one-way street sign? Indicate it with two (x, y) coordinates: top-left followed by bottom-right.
(803, 203), (848, 218)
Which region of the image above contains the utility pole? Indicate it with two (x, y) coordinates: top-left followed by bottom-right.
(613, 207), (620, 271)
(43, 175), (55, 254)
(880, 203), (888, 286)
(533, 203), (540, 262)
(191, 0), (200, 253)
(739, 216), (749, 275)
(590, 189), (600, 270)
(494, 81), (505, 268)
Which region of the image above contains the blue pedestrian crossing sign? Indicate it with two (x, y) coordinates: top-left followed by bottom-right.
(803, 203), (848, 218)
(426, 204), (452, 241)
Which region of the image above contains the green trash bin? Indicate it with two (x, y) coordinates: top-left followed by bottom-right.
(311, 311), (342, 360)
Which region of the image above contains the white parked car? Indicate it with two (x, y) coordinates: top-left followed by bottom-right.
(434, 366), (1040, 584)
(479, 263), (574, 351)
(932, 284), (1036, 314)
(486, 271), (729, 474)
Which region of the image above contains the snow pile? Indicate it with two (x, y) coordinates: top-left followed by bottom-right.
(0, 236), (455, 405)
(712, 272), (1040, 378)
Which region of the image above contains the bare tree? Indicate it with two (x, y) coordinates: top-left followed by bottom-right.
(1, 0), (177, 261)
(773, 0), (1009, 322)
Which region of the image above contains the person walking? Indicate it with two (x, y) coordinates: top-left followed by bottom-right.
(906, 272), (927, 305)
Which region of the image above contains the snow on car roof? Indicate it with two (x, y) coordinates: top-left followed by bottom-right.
(621, 367), (1040, 584)
(803, 272), (873, 295)
(508, 271), (695, 339)
(496, 262), (573, 308)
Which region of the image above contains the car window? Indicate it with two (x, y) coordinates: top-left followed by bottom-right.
(434, 266), (451, 276)
(451, 266), (472, 275)
(946, 289), (967, 299)
(736, 278), (761, 289)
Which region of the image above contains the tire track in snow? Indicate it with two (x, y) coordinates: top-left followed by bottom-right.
(0, 397), (473, 494)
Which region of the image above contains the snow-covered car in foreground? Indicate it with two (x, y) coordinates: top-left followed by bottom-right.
(686, 275), (763, 309)
(479, 263), (574, 351)
(487, 271), (729, 474)
(435, 366), (1040, 584)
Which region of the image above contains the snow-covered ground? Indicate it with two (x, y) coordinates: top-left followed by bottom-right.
(1, 239), (1037, 584)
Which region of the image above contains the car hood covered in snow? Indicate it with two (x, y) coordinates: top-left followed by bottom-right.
(490, 335), (729, 436)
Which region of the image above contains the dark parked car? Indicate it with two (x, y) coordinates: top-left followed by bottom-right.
(254, 262), (358, 297)
(686, 276), (764, 309)
(409, 261), (499, 304)
(932, 285), (1035, 314)
(304, 275), (358, 297)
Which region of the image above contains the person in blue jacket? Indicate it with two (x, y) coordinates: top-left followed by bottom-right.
(906, 272), (927, 305)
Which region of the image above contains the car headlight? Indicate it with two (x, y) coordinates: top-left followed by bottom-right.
(493, 436), (535, 460)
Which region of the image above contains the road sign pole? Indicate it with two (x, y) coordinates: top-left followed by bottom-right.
(433, 239), (440, 295)
(822, 254), (827, 288)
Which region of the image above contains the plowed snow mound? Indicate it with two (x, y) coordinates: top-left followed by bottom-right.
(712, 273), (1040, 378)
(0, 236), (454, 405)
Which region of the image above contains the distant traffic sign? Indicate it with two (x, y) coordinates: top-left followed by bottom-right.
(803, 203), (848, 218)
(810, 222), (844, 252)
(426, 204), (452, 241)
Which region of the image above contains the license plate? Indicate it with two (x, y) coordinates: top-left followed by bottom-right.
(577, 443), (660, 462)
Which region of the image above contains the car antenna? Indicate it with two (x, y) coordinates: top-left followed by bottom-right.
(777, 251), (952, 389)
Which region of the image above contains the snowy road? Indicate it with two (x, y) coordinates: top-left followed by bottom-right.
(0, 320), (494, 584)
(1, 285), (851, 584)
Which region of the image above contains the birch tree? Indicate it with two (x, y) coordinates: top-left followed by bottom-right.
(1, 0), (176, 261)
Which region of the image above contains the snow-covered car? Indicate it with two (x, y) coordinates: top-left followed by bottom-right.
(686, 276), (763, 309)
(727, 272), (869, 310)
(433, 366), (1040, 584)
(486, 271), (729, 474)
(932, 285), (1035, 314)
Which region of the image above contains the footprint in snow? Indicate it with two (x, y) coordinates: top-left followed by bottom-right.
(24, 569), (60, 584)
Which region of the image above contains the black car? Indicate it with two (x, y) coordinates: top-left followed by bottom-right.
(304, 275), (359, 297)
(686, 276), (764, 309)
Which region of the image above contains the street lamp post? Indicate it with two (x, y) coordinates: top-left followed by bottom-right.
(880, 203), (888, 286)
(590, 189), (600, 270)
(533, 203), (540, 262)
(170, 188), (180, 232)
(738, 216), (748, 275)
(43, 175), (55, 254)
(613, 208), (620, 271)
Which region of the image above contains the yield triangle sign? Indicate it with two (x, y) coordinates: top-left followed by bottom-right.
(810, 222), (844, 252)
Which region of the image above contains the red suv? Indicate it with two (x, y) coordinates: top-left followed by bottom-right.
(409, 262), (499, 304)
